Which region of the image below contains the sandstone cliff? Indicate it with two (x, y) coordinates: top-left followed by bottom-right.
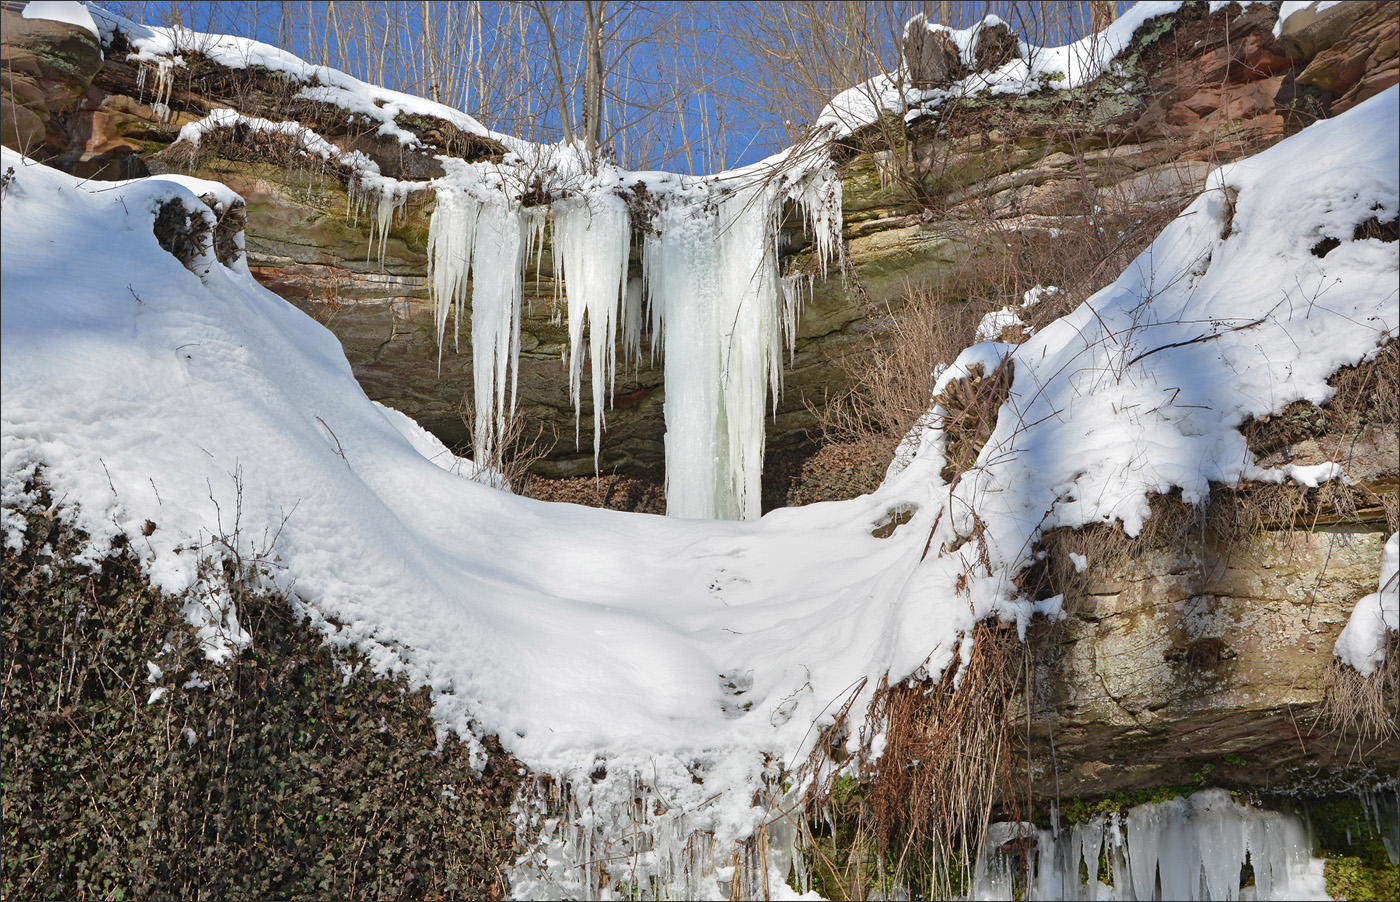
(3, 0), (1395, 836)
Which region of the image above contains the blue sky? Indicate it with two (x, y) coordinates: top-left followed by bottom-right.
(104, 0), (1132, 170)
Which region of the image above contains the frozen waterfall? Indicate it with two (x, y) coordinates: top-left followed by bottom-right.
(551, 191), (632, 464)
(426, 157), (842, 518)
(426, 178), (547, 466)
(972, 790), (1330, 901)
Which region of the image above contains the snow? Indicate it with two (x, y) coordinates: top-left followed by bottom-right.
(1274, 1), (1347, 39)
(974, 790), (1329, 900)
(177, 109), (332, 161)
(84, 3), (518, 155)
(818, 3), (1265, 137)
(1335, 533), (1400, 676)
(22, 1), (100, 42)
(3, 3), (1398, 896)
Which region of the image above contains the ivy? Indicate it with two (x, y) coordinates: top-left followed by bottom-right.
(2, 489), (522, 900)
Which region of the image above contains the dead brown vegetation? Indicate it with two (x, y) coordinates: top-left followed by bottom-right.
(457, 394), (553, 494)
(935, 359), (1014, 485)
(521, 466), (666, 514)
(796, 620), (1030, 900)
(1319, 633), (1399, 746)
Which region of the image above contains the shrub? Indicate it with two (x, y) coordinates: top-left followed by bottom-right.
(1, 483), (521, 901)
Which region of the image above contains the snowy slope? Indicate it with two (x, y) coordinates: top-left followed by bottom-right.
(3, 11), (1397, 896)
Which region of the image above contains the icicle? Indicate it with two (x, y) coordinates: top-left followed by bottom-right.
(790, 164), (844, 278)
(426, 188), (479, 357)
(972, 790), (1328, 901)
(1082, 816), (1104, 899)
(648, 203), (725, 519)
(136, 58), (176, 110)
(508, 761), (798, 901)
(517, 206), (549, 423)
(779, 274), (810, 365)
(133, 58), (178, 124)
(621, 276), (645, 370)
(426, 170), (534, 466)
(714, 180), (784, 520)
(638, 162), (843, 520)
(470, 199), (529, 464)
(551, 191), (630, 465)
(364, 181), (409, 270)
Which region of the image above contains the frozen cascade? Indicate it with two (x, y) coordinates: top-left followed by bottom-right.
(508, 759), (801, 900)
(643, 180), (785, 520)
(972, 790), (1329, 901)
(645, 206), (728, 518)
(645, 169), (840, 520)
(427, 177), (546, 464)
(426, 155), (840, 515)
(551, 192), (631, 461)
(472, 201), (546, 464)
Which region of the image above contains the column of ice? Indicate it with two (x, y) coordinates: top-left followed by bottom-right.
(646, 206), (728, 519)
(643, 166), (840, 520)
(551, 191), (631, 462)
(715, 181), (785, 520)
(427, 181), (543, 466)
(470, 201), (544, 463)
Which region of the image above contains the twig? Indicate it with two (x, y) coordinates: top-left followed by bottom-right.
(1123, 314), (1267, 368)
(316, 415), (348, 461)
(98, 458), (118, 498)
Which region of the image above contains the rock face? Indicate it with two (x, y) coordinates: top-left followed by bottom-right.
(12, 2), (1396, 479)
(4, 1), (1396, 800)
(1031, 517), (1393, 798)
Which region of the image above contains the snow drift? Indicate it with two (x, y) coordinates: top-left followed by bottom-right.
(4, 3), (1398, 898)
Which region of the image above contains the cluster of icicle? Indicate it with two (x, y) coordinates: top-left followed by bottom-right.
(425, 154), (842, 519)
(507, 763), (802, 901)
(972, 790), (1327, 901)
(506, 775), (1343, 899)
(134, 56), (177, 124)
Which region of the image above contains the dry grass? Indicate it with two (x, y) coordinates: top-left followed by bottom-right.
(935, 359), (1015, 485)
(521, 466), (666, 514)
(819, 289), (985, 446)
(1244, 339), (1399, 459)
(1019, 489), (1204, 612)
(797, 620), (1029, 900)
(811, 147), (1189, 494)
(1320, 633), (1400, 745)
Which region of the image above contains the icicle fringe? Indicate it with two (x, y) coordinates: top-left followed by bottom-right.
(424, 155), (843, 520)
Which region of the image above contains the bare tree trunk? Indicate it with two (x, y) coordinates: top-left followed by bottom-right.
(582, 0), (606, 158)
(1088, 1), (1118, 34)
(535, 1), (579, 146)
